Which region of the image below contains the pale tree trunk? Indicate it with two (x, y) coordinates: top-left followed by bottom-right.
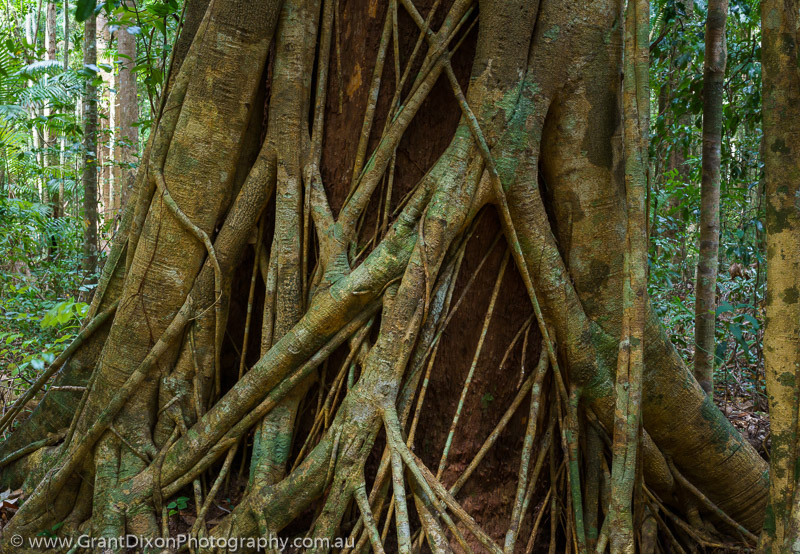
(25, 11), (46, 206)
(0, 1), (769, 552)
(82, 14), (98, 276)
(59, 0), (69, 213)
(114, 0), (138, 214)
(97, 11), (113, 224)
(45, 1), (59, 223)
(760, 1), (800, 551)
(693, 0), (728, 395)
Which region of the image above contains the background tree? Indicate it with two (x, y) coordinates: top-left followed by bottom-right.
(96, 9), (112, 220)
(649, 0), (764, 404)
(44, 0), (60, 225)
(760, 0), (800, 550)
(80, 7), (97, 276)
(693, 0), (728, 394)
(114, 0), (138, 213)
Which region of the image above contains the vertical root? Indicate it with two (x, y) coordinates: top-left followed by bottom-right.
(383, 405), (503, 554)
(504, 344), (549, 552)
(353, 473), (386, 554)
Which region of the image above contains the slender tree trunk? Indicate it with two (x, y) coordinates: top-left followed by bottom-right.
(115, 0), (138, 214)
(693, 0), (727, 395)
(45, 1), (59, 222)
(97, 11), (112, 224)
(760, 1), (800, 551)
(25, 9), (46, 207)
(60, 0), (69, 214)
(82, 13), (98, 276)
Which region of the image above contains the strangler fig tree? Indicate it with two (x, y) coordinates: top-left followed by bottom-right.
(0, 0), (769, 551)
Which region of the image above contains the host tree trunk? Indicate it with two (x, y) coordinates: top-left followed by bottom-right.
(0, 0), (769, 552)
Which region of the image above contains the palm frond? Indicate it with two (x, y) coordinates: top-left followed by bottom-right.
(17, 60), (64, 79)
(17, 72), (82, 109)
(0, 104), (27, 122)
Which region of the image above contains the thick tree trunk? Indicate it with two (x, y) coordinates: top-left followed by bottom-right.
(0, 0), (769, 552)
(760, 1), (800, 551)
(693, 0), (728, 395)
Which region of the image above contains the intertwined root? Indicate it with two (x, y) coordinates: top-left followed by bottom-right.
(0, 0), (768, 552)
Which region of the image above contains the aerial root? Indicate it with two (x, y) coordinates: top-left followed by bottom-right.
(151, 170), (224, 397)
(353, 472), (386, 554)
(666, 458), (758, 543)
(190, 445), (236, 539)
(504, 344), (550, 552)
(0, 429), (65, 470)
(382, 405), (503, 553)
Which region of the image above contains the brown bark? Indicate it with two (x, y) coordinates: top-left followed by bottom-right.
(82, 14), (98, 275)
(45, 1), (59, 221)
(693, 0), (728, 395)
(115, 0), (138, 213)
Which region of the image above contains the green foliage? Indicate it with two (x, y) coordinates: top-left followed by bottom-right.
(75, 0), (98, 22)
(649, 0), (765, 400)
(0, 197), (88, 410)
(166, 496), (189, 517)
(0, 0), (183, 423)
(36, 521), (65, 538)
(74, 0), (182, 116)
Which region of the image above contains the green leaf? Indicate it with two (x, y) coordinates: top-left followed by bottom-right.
(714, 341), (727, 365)
(716, 302), (734, 316)
(742, 313), (760, 330)
(154, 19), (167, 35)
(729, 324), (746, 348)
(75, 0), (98, 22)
